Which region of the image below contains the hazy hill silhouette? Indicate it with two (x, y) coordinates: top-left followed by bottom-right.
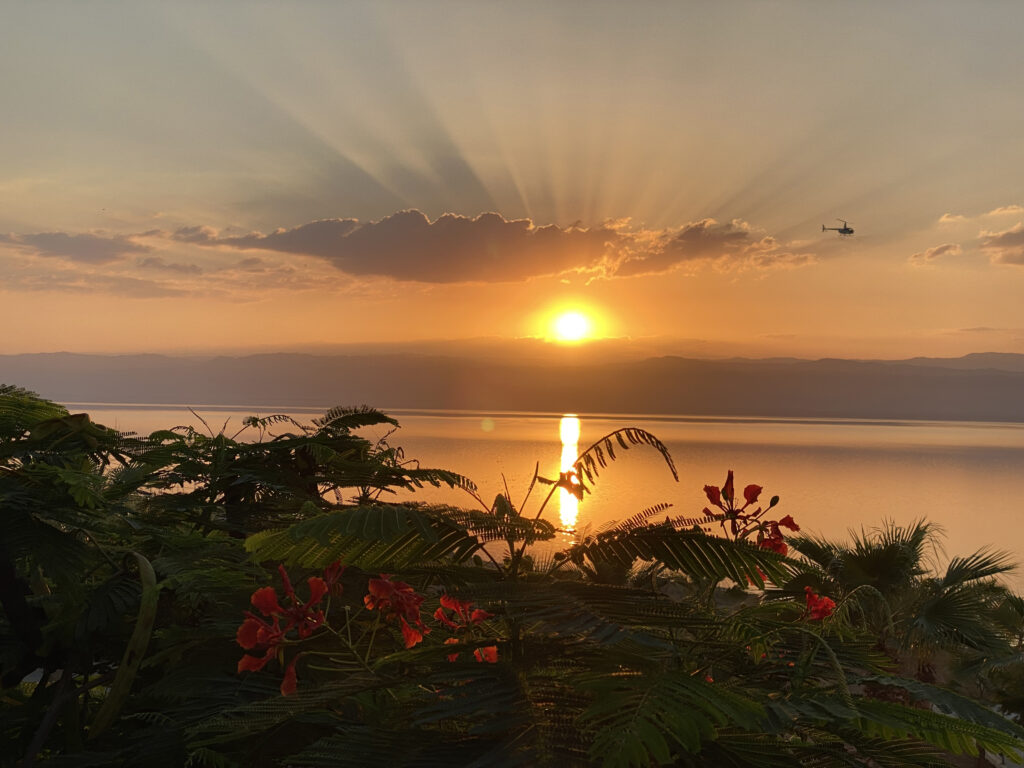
(4, 351), (1024, 422)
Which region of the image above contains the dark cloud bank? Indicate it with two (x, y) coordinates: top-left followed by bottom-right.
(172, 209), (813, 283)
(1, 211), (814, 287)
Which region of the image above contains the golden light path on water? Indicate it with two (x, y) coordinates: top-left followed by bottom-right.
(559, 414), (581, 530)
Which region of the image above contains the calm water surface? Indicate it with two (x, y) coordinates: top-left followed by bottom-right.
(73, 404), (1024, 587)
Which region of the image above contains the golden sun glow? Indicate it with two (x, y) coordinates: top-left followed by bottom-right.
(552, 311), (592, 343)
(559, 415), (581, 530)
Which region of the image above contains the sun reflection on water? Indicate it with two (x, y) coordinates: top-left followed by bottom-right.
(559, 415), (581, 530)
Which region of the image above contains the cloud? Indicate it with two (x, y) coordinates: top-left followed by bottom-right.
(612, 218), (814, 277)
(909, 243), (962, 264)
(919, 204), (1024, 267)
(0, 231), (150, 263)
(986, 205), (1024, 217)
(173, 210), (814, 283)
(138, 256), (203, 274)
(172, 210), (616, 283)
(980, 223), (1024, 265)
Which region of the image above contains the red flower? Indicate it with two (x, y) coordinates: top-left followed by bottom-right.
(251, 586), (284, 617)
(435, 593), (496, 659)
(436, 593), (494, 630)
(777, 515), (800, 532)
(743, 484), (762, 507)
(365, 575), (425, 623)
(473, 645), (499, 663)
(758, 536), (788, 556)
(236, 564), (331, 694)
(804, 586), (836, 620)
(440, 593), (474, 623)
(364, 574), (429, 648)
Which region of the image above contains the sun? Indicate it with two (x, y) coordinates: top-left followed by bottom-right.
(552, 310), (592, 343)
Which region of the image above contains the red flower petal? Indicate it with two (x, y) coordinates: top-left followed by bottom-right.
(238, 650), (272, 673)
(400, 617), (425, 649)
(440, 593), (474, 619)
(251, 586), (284, 617)
(306, 576), (328, 606)
(703, 485), (722, 508)
(777, 515), (800, 532)
(280, 657), (298, 696)
(236, 617), (263, 649)
(758, 535), (788, 556)
(469, 609), (494, 624)
(434, 606), (459, 629)
(367, 576), (395, 600)
(473, 645), (499, 663)
(743, 484), (762, 506)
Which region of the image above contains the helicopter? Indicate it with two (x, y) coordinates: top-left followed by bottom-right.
(822, 219), (854, 236)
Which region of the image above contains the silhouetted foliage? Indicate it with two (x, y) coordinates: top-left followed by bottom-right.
(3, 385), (1023, 767)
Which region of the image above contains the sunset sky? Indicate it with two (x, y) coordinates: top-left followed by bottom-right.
(4, 1), (1024, 359)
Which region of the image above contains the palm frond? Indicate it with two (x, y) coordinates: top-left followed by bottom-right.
(939, 547), (1017, 589)
(909, 584), (1012, 652)
(786, 534), (844, 574)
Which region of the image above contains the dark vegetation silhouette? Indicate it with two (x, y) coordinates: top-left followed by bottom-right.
(3, 383), (1024, 766)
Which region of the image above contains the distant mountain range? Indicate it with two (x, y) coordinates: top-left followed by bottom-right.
(4, 351), (1024, 422)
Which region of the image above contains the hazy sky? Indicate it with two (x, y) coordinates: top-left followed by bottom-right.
(3, 1), (1024, 358)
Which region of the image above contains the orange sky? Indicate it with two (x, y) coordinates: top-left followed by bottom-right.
(3, 2), (1024, 359)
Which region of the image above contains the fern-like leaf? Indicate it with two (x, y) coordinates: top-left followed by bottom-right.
(244, 505), (484, 569)
(572, 428), (678, 489)
(561, 528), (797, 589)
(579, 670), (764, 765)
